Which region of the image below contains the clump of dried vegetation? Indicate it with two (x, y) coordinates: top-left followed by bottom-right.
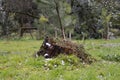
(36, 37), (95, 64)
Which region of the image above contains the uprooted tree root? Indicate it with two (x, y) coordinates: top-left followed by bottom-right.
(35, 37), (95, 64)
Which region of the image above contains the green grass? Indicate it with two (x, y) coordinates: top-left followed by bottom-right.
(0, 39), (120, 80)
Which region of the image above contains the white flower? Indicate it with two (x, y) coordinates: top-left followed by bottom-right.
(61, 60), (65, 65)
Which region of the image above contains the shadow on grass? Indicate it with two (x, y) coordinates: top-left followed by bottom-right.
(100, 54), (120, 62)
(0, 51), (11, 56)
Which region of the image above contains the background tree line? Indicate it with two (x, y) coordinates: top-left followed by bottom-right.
(0, 0), (120, 39)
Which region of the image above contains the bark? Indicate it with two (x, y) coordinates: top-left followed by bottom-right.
(1, 12), (9, 36)
(69, 31), (72, 40)
(54, 27), (58, 38)
(1, 23), (7, 36)
(104, 23), (109, 40)
(36, 27), (41, 40)
(107, 23), (110, 39)
(54, 0), (66, 39)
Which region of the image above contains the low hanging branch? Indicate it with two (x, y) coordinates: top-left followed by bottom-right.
(0, 9), (39, 19)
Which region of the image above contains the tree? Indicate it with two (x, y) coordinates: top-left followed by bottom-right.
(96, 0), (120, 39)
(54, 0), (66, 39)
(100, 8), (112, 39)
(67, 0), (120, 39)
(36, 0), (67, 39)
(0, 0), (39, 36)
(68, 0), (101, 39)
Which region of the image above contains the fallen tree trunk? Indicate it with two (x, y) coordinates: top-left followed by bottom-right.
(35, 37), (95, 64)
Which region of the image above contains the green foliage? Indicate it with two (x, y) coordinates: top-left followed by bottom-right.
(101, 8), (112, 24)
(39, 15), (48, 23)
(63, 2), (71, 14)
(0, 0), (120, 39)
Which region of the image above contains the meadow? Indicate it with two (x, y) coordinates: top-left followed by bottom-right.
(0, 38), (120, 80)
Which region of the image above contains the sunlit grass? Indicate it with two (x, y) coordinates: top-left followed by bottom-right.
(0, 38), (120, 80)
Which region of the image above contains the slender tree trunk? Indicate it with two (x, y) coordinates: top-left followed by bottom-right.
(36, 27), (41, 40)
(44, 23), (46, 36)
(54, 27), (58, 38)
(104, 23), (109, 40)
(1, 23), (7, 36)
(19, 17), (24, 38)
(1, 12), (9, 36)
(69, 31), (71, 40)
(54, 0), (66, 39)
(107, 23), (109, 39)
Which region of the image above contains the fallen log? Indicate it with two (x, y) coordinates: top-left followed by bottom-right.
(35, 37), (95, 64)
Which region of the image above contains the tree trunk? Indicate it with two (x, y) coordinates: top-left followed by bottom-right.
(104, 23), (109, 40)
(44, 23), (46, 36)
(1, 23), (7, 36)
(19, 17), (24, 38)
(69, 31), (72, 40)
(54, 28), (58, 38)
(107, 23), (109, 39)
(54, 0), (66, 39)
(1, 12), (9, 36)
(36, 27), (41, 40)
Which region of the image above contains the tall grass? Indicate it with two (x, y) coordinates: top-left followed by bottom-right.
(0, 39), (120, 80)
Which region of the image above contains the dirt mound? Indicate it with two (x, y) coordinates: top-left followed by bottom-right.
(35, 37), (95, 64)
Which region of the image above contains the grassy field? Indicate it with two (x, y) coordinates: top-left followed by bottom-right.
(0, 39), (120, 80)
